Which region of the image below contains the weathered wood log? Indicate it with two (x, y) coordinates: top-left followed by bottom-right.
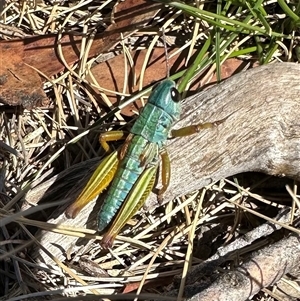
(24, 62), (300, 263)
(185, 233), (300, 301)
(166, 209), (298, 301)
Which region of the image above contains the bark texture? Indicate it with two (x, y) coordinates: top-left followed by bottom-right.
(187, 234), (300, 301)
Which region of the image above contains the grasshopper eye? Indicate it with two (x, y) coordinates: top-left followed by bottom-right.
(170, 87), (180, 103)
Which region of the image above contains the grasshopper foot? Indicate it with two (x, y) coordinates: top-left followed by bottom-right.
(101, 233), (115, 250)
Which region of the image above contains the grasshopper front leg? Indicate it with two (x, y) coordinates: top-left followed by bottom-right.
(99, 130), (128, 152)
(155, 118), (227, 201)
(65, 130), (127, 218)
(157, 148), (171, 201)
(171, 118), (226, 138)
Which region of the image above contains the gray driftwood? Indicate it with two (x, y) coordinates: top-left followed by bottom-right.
(24, 62), (300, 263)
(185, 233), (300, 301)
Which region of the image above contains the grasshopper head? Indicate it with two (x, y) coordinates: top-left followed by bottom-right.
(148, 79), (181, 121)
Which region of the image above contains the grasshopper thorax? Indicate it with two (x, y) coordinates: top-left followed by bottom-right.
(130, 79), (181, 145)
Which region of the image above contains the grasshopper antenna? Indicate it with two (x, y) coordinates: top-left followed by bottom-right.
(161, 27), (170, 78)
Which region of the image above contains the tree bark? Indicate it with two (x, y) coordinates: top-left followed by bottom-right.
(23, 62), (300, 262)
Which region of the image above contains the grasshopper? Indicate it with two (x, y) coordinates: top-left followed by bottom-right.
(66, 79), (222, 248)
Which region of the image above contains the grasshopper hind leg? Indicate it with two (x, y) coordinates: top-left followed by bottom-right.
(65, 150), (119, 218)
(65, 130), (128, 219)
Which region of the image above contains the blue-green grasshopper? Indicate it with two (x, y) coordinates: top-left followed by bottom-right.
(66, 79), (222, 248)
